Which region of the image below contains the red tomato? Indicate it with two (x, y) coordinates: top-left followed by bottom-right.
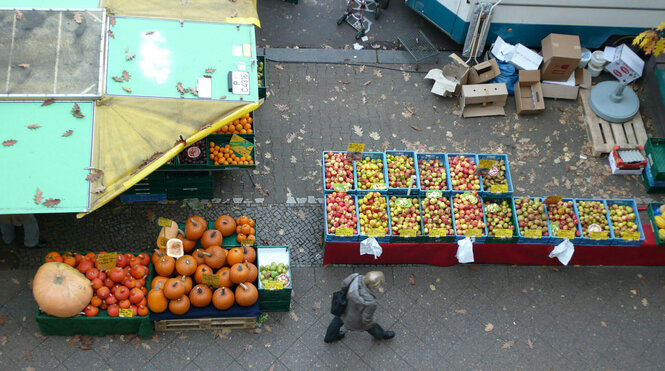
(96, 286), (110, 299)
(105, 294), (117, 305)
(137, 253), (150, 266)
(84, 305), (98, 317)
(115, 254), (128, 268)
(86, 268), (100, 281)
(108, 267), (125, 282)
(130, 265), (147, 279)
(129, 288), (145, 304)
(77, 259), (93, 274)
(118, 299), (131, 309)
(91, 278), (103, 290)
(98, 271), (106, 281)
(123, 276), (137, 289)
(130, 305), (138, 316)
(104, 278), (115, 288)
(123, 266), (131, 277)
(107, 304), (119, 317)
(137, 304), (149, 316)
(115, 286), (130, 301)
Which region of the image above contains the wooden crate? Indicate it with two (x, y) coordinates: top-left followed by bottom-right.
(580, 90), (648, 157)
(154, 316), (256, 331)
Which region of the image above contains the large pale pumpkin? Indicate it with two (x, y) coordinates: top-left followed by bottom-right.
(33, 262), (93, 317)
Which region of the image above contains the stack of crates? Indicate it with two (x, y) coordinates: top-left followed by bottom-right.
(257, 246), (292, 312)
(643, 138), (665, 193)
(165, 171), (214, 200)
(120, 172), (167, 203)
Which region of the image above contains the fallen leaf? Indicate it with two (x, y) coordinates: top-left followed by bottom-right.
(91, 185), (106, 194)
(527, 338), (534, 349)
(72, 103), (81, 113)
(0, 335), (6, 346)
(27, 124), (41, 130)
(86, 170), (103, 182)
(409, 273), (416, 285)
(502, 340), (515, 349)
(18, 63), (30, 68)
(363, 81), (371, 86)
(369, 132), (380, 141)
(62, 130), (73, 137)
(15, 10), (22, 20)
(429, 284), (436, 291)
(34, 188), (44, 205)
(145, 31), (155, 35)
(0, 315), (7, 326)
(263, 324), (272, 332)
(601, 321), (607, 327)
(188, 88), (197, 96)
(268, 365), (275, 371)
(109, 15), (116, 26)
(11, 278), (19, 285)
(3, 139), (17, 147)
(373, 69), (383, 78)
(122, 70), (130, 81)
(108, 30), (115, 39)
(74, 12), (83, 24)
(641, 280), (646, 288)
(264, 343), (271, 348)
(25, 352), (31, 361)
(41, 99), (55, 107)
(274, 64), (284, 70)
(485, 323), (494, 332)
(112, 76), (123, 82)
(469, 266), (480, 271)
(454, 309), (467, 314)
(359, 65), (366, 72)
(122, 86), (132, 93)
(274, 104), (289, 112)
(642, 298), (648, 307)
(141, 343), (151, 350)
(42, 198), (61, 207)
(244, 344), (253, 351)
(289, 312), (299, 322)
(410, 125), (422, 131)
(630, 289), (637, 296)
(176, 82), (187, 94)
(73, 111), (84, 118)
(312, 301), (321, 311)
(126, 53), (136, 61)
(353, 125), (363, 137)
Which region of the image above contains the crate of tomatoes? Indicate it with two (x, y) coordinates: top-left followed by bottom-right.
(34, 251), (154, 338)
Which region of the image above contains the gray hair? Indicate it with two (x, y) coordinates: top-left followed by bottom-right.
(364, 271), (385, 290)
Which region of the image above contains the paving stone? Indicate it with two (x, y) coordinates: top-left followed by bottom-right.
(279, 338), (320, 370)
(150, 332), (209, 370)
(192, 343), (235, 370)
(61, 346), (110, 370)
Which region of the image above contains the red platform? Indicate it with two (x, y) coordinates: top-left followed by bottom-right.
(323, 224), (664, 266)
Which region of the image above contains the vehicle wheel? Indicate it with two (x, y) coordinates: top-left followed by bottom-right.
(374, 6), (380, 20)
(379, 0), (389, 9)
(356, 30), (365, 40)
(337, 15), (347, 25)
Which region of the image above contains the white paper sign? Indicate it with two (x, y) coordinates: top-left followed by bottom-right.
(196, 77), (212, 99)
(232, 45), (242, 57)
(456, 237), (474, 264)
(549, 239), (575, 266)
(231, 71), (250, 95)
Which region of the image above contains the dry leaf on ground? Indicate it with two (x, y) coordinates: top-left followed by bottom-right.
(18, 63), (30, 68)
(274, 64), (284, 70)
(91, 185), (106, 194)
(15, 10), (22, 20)
(86, 170), (103, 182)
(41, 99), (55, 107)
(109, 15), (116, 26)
(126, 53), (136, 61)
(25, 352), (32, 361)
(0, 315), (7, 326)
(122, 70), (130, 81)
(289, 312), (299, 322)
(429, 284), (436, 291)
(353, 125), (363, 137)
(0, 335), (6, 346)
(74, 12), (83, 24)
(527, 338), (534, 349)
(454, 309), (467, 314)
(485, 323), (494, 332)
(502, 340), (515, 349)
(3, 140), (17, 147)
(122, 86), (132, 93)
(601, 321), (607, 327)
(642, 298), (648, 307)
(409, 273), (416, 285)
(27, 124), (41, 129)
(410, 125), (422, 131)
(312, 301), (321, 311)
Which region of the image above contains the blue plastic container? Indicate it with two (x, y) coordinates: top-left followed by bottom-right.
(513, 196), (553, 245)
(120, 193), (167, 203)
(420, 194), (457, 243)
(546, 198), (583, 245)
(388, 195), (426, 243)
(574, 199), (615, 246)
(357, 193), (392, 243)
(386, 151), (421, 195)
(416, 153), (452, 196)
(354, 152), (389, 194)
(478, 154), (513, 197)
(322, 151), (356, 194)
(447, 153), (484, 194)
(323, 194), (360, 242)
(605, 199), (644, 247)
(451, 192), (488, 243)
(482, 196), (519, 244)
(642, 162), (665, 193)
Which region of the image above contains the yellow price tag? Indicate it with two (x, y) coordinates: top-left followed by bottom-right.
(589, 231), (608, 240)
(96, 252), (117, 271)
(544, 196), (563, 204)
(367, 228), (385, 237)
(622, 231), (641, 241)
(490, 184), (509, 193)
(264, 280), (284, 290)
(430, 228), (447, 237)
(201, 273), (221, 288)
(399, 229), (417, 238)
(335, 227), (353, 237)
(524, 229), (542, 238)
(465, 229), (483, 237)
(230, 134), (254, 158)
(557, 229), (576, 239)
(477, 159), (495, 170)
(347, 143), (365, 153)
(157, 217), (173, 227)
(119, 308), (133, 318)
(494, 229), (513, 238)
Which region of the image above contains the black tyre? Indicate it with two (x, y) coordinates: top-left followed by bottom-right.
(356, 30), (365, 40)
(337, 15), (346, 25)
(374, 6), (380, 20)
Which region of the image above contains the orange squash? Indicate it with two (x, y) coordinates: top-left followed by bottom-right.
(169, 295), (190, 315)
(236, 233), (248, 244)
(236, 216), (250, 226)
(216, 267), (233, 288)
(242, 246), (256, 263)
(201, 229), (223, 248)
(156, 220), (179, 248)
(192, 248), (207, 265)
(245, 262), (258, 282)
(240, 224), (252, 236)
(185, 216), (206, 240)
(230, 263), (249, 284)
(214, 215), (236, 237)
(189, 284), (213, 307)
(203, 246), (227, 269)
(32, 262), (93, 317)
(177, 234), (196, 253)
(163, 278), (186, 300)
(212, 287), (235, 310)
(147, 289), (168, 313)
(194, 264), (213, 284)
(235, 282), (258, 306)
(175, 255), (198, 276)
(151, 276), (169, 290)
(152, 249), (166, 266)
(227, 248), (244, 266)
(154, 256), (175, 277)
(179, 275), (193, 293)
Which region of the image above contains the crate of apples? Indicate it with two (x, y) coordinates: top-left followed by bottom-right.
(421, 195), (455, 241)
(417, 153), (450, 193)
(452, 191), (486, 240)
(358, 192), (390, 242)
(576, 199), (613, 244)
(389, 196), (423, 241)
(323, 151), (355, 192)
(478, 155), (512, 196)
(483, 198), (518, 243)
(386, 151), (419, 194)
(448, 154), (481, 192)
(355, 153), (388, 192)
(547, 199), (581, 243)
(607, 200), (643, 246)
(513, 197), (551, 244)
(325, 192), (359, 241)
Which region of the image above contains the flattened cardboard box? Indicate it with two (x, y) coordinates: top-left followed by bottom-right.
(460, 83), (508, 118)
(541, 33), (581, 81)
(542, 68), (591, 100)
(443, 53), (470, 96)
(468, 59), (500, 84)
(514, 70), (544, 115)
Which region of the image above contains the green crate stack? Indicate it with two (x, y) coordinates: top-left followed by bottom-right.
(124, 172), (167, 195)
(257, 55), (266, 99)
(257, 246), (292, 312)
(175, 220), (257, 248)
(482, 196), (519, 244)
(166, 171), (214, 200)
(645, 138), (665, 181)
(647, 203), (665, 246)
(160, 134), (255, 171)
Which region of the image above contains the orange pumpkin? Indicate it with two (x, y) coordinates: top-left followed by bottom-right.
(236, 216), (250, 226)
(201, 229), (223, 248)
(177, 234), (196, 253)
(230, 263), (249, 284)
(236, 233), (247, 243)
(192, 248), (207, 265)
(152, 249), (166, 266)
(169, 295), (190, 315)
(214, 215), (237, 237)
(194, 264), (213, 284)
(216, 267), (233, 288)
(245, 262), (258, 282)
(32, 262), (93, 317)
(227, 248), (244, 266)
(62, 253), (76, 267)
(156, 220), (179, 248)
(147, 289), (168, 313)
(203, 246), (227, 269)
(175, 255), (198, 276)
(242, 246), (256, 263)
(189, 284), (213, 307)
(154, 256), (175, 277)
(240, 224), (252, 236)
(163, 278), (186, 300)
(212, 287), (235, 310)
(151, 276), (169, 290)
(246, 218), (255, 227)
(179, 275), (193, 293)
(185, 217), (206, 240)
(235, 282), (258, 306)
(45, 251), (62, 263)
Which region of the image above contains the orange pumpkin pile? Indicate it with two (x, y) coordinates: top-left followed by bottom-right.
(42, 251), (150, 318)
(148, 215), (259, 315)
(208, 142), (254, 166)
(213, 113), (253, 134)
(235, 215), (256, 245)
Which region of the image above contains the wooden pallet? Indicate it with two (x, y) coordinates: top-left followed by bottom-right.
(580, 89), (648, 157)
(154, 316), (256, 331)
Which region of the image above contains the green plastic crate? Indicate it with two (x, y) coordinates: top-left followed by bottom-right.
(645, 138), (665, 180)
(648, 203), (665, 246)
(257, 246), (292, 312)
(166, 171), (214, 200)
(176, 220), (257, 248)
(258, 55), (266, 99)
(160, 134), (256, 171)
(482, 196), (519, 244)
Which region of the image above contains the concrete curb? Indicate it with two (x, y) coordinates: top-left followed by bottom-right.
(261, 48), (452, 64)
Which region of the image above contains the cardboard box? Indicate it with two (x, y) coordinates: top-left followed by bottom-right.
(510, 44), (542, 71)
(468, 59), (500, 84)
(460, 84), (508, 118)
(514, 70), (544, 114)
(603, 44), (645, 83)
(542, 68), (591, 100)
(540, 34), (581, 81)
(442, 53), (470, 96)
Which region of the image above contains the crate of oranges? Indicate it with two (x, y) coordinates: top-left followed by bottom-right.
(213, 112), (254, 134)
(208, 135), (255, 168)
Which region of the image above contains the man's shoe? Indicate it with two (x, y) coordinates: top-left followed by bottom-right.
(383, 331), (395, 340)
(337, 331), (346, 340)
(26, 240), (47, 249)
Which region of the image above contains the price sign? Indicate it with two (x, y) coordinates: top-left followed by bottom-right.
(230, 71), (250, 95)
(524, 229), (542, 238)
(557, 229), (576, 239)
(477, 159), (495, 170)
(240, 238), (254, 247)
(346, 143), (364, 161)
(201, 273), (221, 288)
(494, 229), (513, 238)
(371, 183), (387, 190)
(589, 231), (608, 240)
(465, 229), (483, 237)
(230, 134), (254, 158)
(332, 183), (351, 192)
(430, 228), (447, 237)
(157, 217), (173, 227)
(264, 280), (284, 290)
(119, 308), (133, 318)
(623, 231), (641, 241)
(490, 184), (509, 193)
(395, 198), (412, 208)
(426, 190), (442, 199)
(96, 252), (117, 271)
(367, 228), (385, 237)
(335, 227), (353, 237)
(399, 229), (417, 238)
(544, 196), (563, 205)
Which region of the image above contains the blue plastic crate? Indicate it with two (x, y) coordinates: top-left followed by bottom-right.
(416, 153), (452, 196)
(452, 192), (488, 243)
(478, 154), (513, 197)
(322, 151), (357, 194)
(355, 152), (389, 194)
(119, 193), (167, 203)
(482, 196), (519, 244)
(447, 153), (484, 194)
(420, 194), (457, 243)
(386, 151), (421, 195)
(642, 162), (665, 193)
(547, 198), (583, 246)
(357, 193), (392, 243)
(387, 195), (425, 243)
(323, 194), (360, 242)
(513, 197), (553, 245)
(605, 199), (644, 247)
(574, 199), (615, 246)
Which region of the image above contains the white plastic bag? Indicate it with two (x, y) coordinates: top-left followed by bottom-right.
(360, 237), (382, 259)
(456, 237), (474, 264)
(549, 239), (575, 266)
